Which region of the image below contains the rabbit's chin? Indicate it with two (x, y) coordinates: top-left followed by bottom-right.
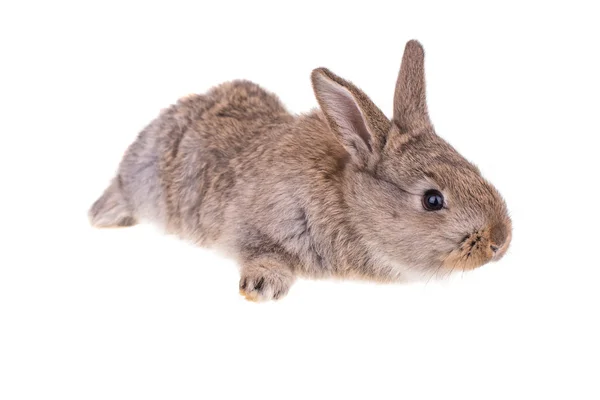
(375, 256), (429, 283)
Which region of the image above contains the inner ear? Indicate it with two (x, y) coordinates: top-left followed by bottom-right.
(319, 82), (373, 151)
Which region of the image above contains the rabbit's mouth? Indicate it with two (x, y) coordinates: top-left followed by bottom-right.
(442, 238), (492, 272)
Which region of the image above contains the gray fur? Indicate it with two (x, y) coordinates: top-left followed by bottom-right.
(89, 40), (512, 301)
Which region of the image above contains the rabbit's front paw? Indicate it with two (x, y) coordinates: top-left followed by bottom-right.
(239, 262), (295, 302)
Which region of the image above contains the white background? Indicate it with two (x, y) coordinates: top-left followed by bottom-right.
(1, 1), (599, 399)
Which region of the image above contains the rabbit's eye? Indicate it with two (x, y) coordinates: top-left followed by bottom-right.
(422, 190), (444, 211)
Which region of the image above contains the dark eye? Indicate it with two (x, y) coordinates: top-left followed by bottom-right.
(422, 189), (444, 211)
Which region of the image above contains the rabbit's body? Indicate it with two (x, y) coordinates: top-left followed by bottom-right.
(117, 80), (296, 238)
(92, 81), (379, 281)
(90, 41), (512, 301)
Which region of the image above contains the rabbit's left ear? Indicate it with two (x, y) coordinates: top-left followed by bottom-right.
(311, 68), (390, 169)
(393, 40), (432, 134)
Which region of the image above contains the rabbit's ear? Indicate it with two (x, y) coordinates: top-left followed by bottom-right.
(312, 68), (389, 168)
(393, 40), (432, 133)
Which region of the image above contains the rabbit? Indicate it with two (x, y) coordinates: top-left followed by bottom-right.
(89, 40), (512, 301)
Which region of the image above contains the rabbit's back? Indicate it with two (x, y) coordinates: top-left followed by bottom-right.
(117, 80), (293, 240)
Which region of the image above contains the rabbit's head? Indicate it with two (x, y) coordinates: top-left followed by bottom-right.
(311, 40), (511, 278)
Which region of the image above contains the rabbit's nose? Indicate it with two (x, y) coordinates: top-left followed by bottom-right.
(490, 222), (508, 247)
(489, 222), (511, 259)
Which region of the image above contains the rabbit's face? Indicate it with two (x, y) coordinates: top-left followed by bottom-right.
(347, 126), (512, 278)
(312, 40), (511, 279)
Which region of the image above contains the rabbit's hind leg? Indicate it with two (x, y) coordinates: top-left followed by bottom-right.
(88, 176), (137, 228)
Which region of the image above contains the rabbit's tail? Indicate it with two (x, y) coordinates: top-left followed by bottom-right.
(88, 176), (137, 228)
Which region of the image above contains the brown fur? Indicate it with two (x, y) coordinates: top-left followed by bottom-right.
(89, 40), (512, 301)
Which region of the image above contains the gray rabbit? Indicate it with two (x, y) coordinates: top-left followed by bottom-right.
(89, 40), (512, 301)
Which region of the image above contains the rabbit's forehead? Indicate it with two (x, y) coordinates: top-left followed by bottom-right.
(381, 135), (506, 213)
(381, 135), (477, 185)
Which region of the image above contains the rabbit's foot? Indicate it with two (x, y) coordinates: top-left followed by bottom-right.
(239, 260), (295, 302)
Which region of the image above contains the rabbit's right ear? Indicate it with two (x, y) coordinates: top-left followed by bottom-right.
(311, 68), (390, 169)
